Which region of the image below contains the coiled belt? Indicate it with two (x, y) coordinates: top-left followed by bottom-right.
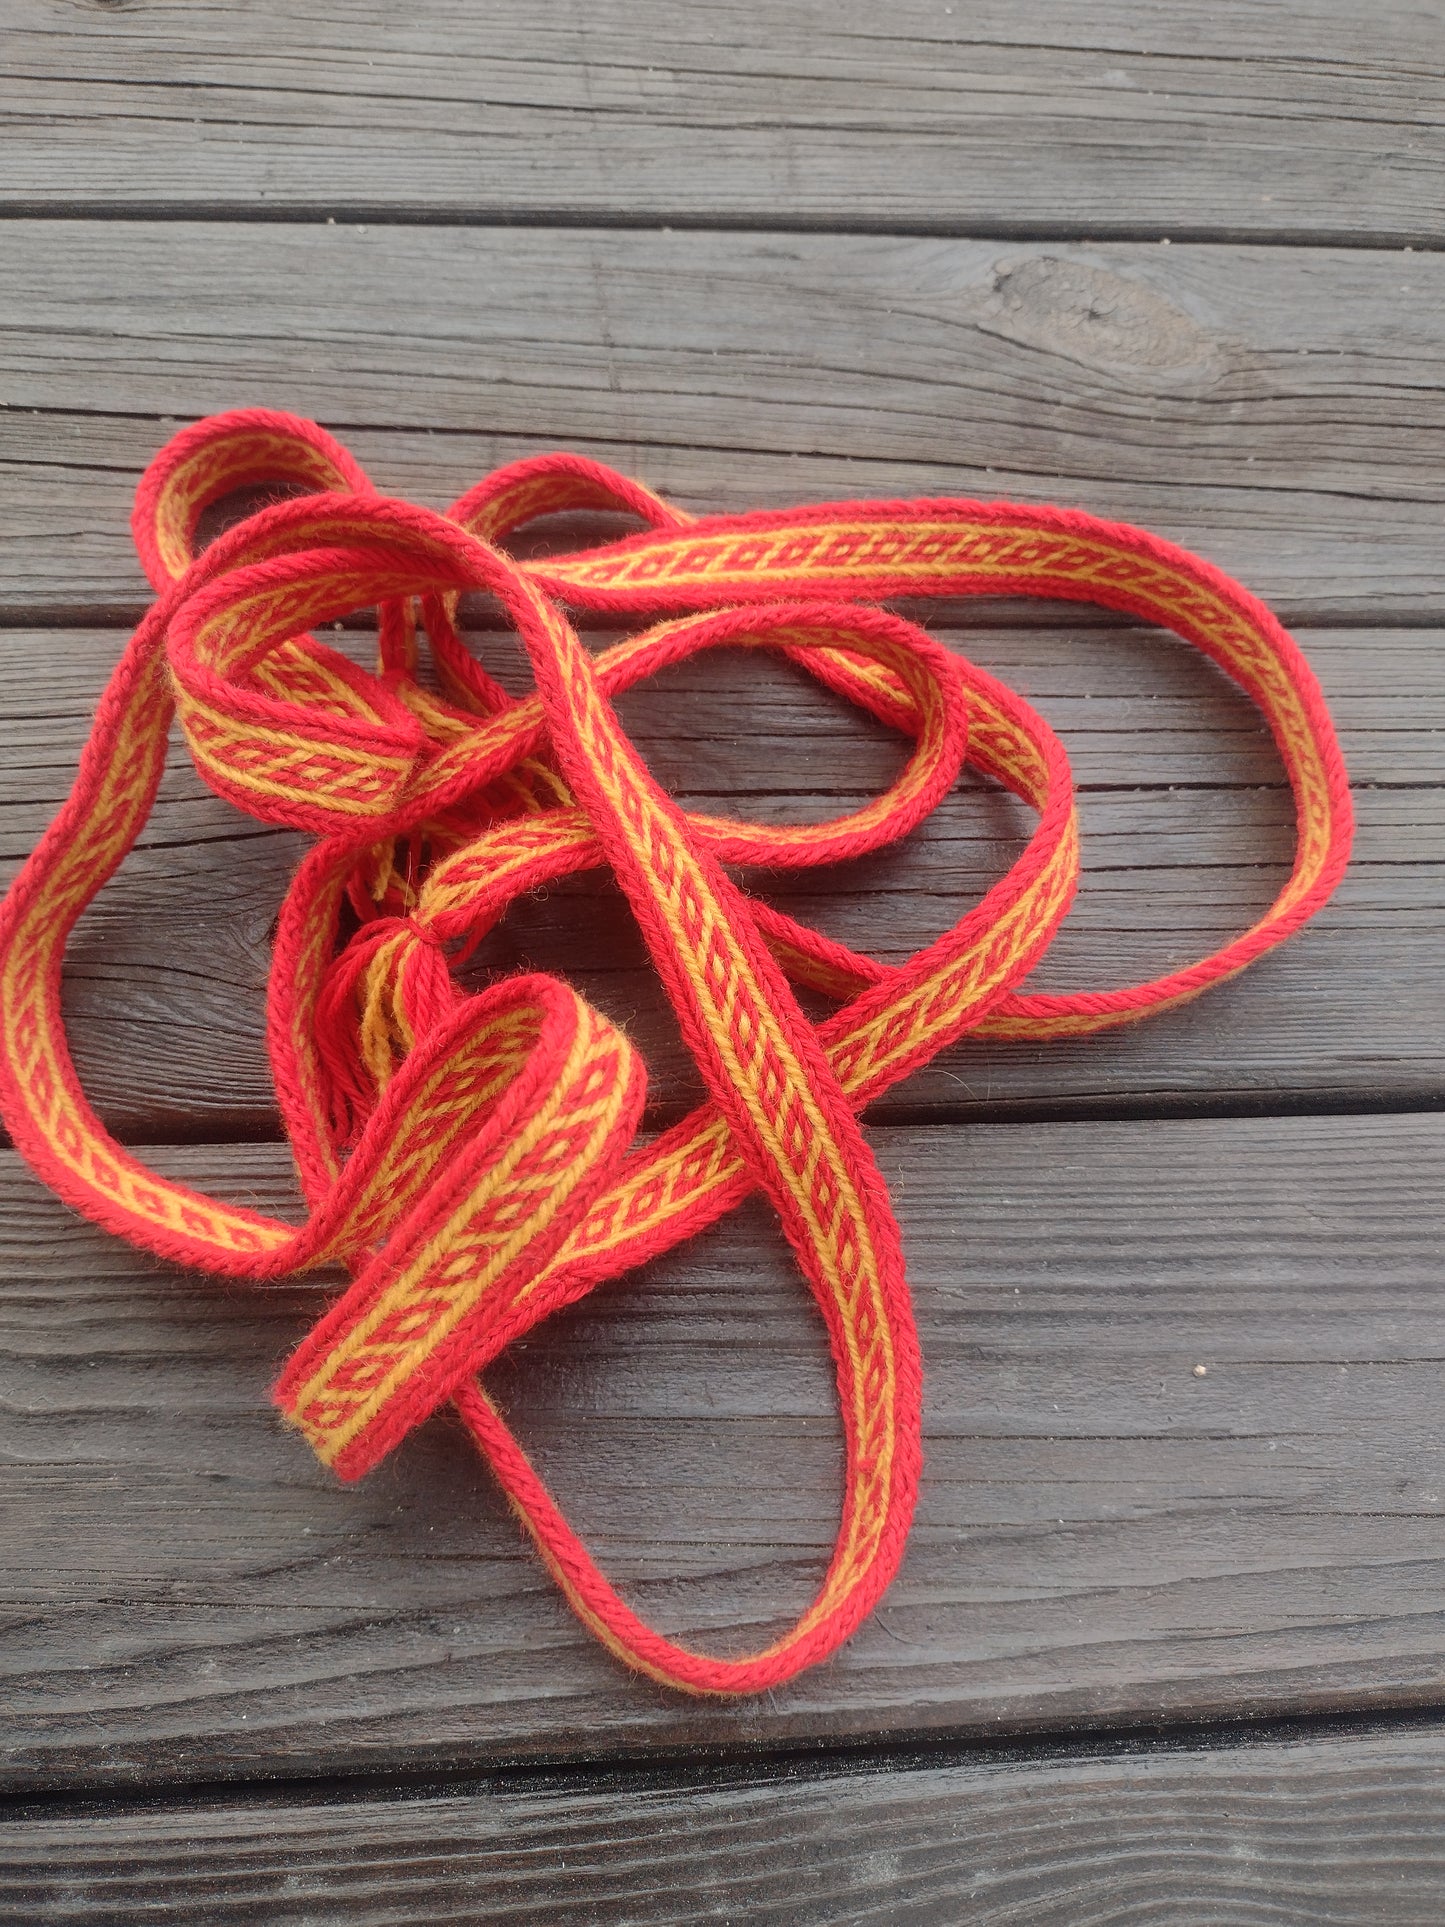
(0, 409), (1353, 1693)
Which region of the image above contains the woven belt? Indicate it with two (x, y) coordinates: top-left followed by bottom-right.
(0, 409), (1353, 1694)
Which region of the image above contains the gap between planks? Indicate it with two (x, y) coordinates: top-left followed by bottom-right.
(4, 1701), (1445, 1820)
(4, 207), (1445, 253)
(2, 1711), (1445, 1826)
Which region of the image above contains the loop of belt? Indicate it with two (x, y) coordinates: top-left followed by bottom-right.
(0, 408), (1354, 1695)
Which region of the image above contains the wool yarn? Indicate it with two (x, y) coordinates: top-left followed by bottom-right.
(0, 410), (1353, 1694)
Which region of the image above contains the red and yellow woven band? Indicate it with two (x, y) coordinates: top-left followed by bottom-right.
(0, 408), (1353, 1696)
(276, 975), (646, 1481)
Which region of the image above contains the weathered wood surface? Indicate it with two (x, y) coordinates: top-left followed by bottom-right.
(6, 1726), (1445, 1925)
(4, 2), (1444, 1902)
(2, 622), (1435, 1137)
(2, 226), (1443, 620)
(5, 1), (1443, 244)
(5, 1116), (1444, 1789)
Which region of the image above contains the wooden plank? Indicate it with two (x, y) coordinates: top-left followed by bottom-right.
(5, 1725), (1445, 1924)
(1, 623), (1436, 1137)
(4, 1), (1442, 243)
(4, 1115), (1445, 1789)
(1, 226), (1443, 620)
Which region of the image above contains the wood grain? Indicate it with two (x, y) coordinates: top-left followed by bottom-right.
(5, 1726), (1445, 1924)
(2, 226), (1443, 619)
(4, 0), (1442, 1887)
(1, 622), (1435, 1137)
(4, 0), (1442, 244)
(4, 1116), (1445, 1789)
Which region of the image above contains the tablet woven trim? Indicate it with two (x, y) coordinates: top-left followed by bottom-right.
(0, 410), (1354, 1695)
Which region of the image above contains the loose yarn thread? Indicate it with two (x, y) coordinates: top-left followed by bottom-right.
(0, 410), (1354, 1694)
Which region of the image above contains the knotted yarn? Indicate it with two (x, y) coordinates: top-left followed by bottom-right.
(0, 410), (1354, 1695)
